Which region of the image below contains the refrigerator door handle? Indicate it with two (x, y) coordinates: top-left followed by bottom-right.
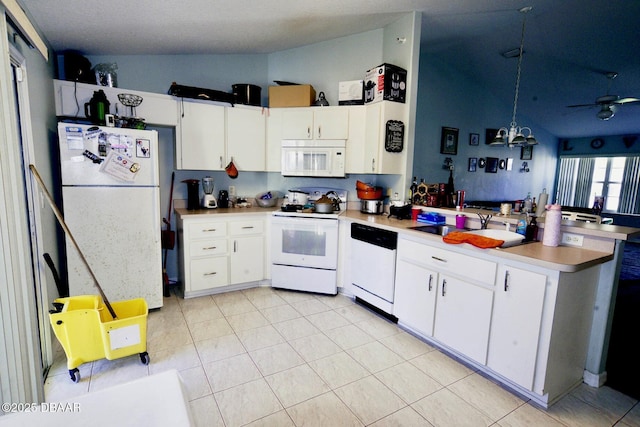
(153, 188), (161, 242)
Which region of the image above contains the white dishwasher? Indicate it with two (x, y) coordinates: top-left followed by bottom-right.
(350, 222), (398, 317)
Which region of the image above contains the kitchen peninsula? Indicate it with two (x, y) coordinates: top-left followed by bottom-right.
(342, 206), (638, 408)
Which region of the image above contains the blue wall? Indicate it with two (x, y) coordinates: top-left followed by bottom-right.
(413, 52), (558, 203)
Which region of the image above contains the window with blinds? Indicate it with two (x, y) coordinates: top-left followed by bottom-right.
(556, 156), (640, 214)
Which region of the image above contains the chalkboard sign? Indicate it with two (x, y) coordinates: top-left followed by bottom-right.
(385, 120), (404, 152)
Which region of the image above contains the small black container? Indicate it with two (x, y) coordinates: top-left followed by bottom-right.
(183, 179), (200, 210)
(218, 190), (229, 208)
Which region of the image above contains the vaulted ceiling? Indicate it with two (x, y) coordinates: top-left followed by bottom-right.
(18, 0), (640, 138)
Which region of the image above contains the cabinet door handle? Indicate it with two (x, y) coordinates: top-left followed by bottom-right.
(203, 246), (217, 251)
(428, 274), (433, 291)
(442, 279), (447, 297)
(307, 126), (311, 138)
(371, 158), (375, 172)
(220, 156), (223, 169)
(504, 270), (510, 291)
(233, 240), (237, 252)
(241, 226), (254, 229)
(202, 228), (217, 232)
(204, 272), (217, 276)
(431, 256), (447, 263)
(317, 126), (321, 138)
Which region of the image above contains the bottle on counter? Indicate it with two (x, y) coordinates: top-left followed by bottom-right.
(523, 192), (533, 213)
(409, 177), (418, 203)
(516, 214), (527, 236)
(525, 215), (538, 241)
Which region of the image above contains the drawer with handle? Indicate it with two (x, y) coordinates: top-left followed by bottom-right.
(398, 237), (496, 285)
(189, 238), (228, 257)
(229, 219), (264, 236)
(188, 221), (227, 239)
(190, 257), (229, 291)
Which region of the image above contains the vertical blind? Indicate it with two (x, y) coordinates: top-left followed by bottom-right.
(557, 156), (640, 214)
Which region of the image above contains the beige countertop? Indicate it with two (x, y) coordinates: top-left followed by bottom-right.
(175, 205), (637, 273)
(341, 210), (616, 273)
(175, 206), (278, 218)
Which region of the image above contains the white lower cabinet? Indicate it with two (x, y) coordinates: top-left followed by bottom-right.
(393, 233), (600, 407)
(229, 219), (265, 284)
(178, 215), (265, 298)
(394, 236), (495, 364)
(393, 258), (438, 337)
(433, 274), (494, 364)
(487, 265), (546, 390)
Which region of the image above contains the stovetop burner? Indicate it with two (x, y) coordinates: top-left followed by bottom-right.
(275, 186), (348, 218)
(281, 204), (304, 212)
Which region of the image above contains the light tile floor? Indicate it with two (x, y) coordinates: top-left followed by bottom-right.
(45, 287), (640, 426)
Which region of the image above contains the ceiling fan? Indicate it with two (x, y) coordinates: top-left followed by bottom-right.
(567, 72), (640, 120)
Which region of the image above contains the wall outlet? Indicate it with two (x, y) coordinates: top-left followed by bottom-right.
(562, 233), (584, 247)
(228, 185), (236, 196)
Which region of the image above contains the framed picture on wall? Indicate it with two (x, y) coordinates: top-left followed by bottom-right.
(468, 157), (478, 172)
(485, 157), (499, 173)
(521, 145), (533, 160)
(469, 133), (479, 146)
(440, 127), (459, 155)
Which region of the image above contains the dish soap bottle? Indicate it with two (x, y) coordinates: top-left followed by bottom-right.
(516, 214), (527, 236)
(525, 215), (538, 241)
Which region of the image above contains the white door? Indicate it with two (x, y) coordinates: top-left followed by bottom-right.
(178, 101), (225, 170)
(433, 275), (493, 364)
(394, 259), (438, 336)
(63, 186), (163, 308)
(226, 106), (266, 171)
(487, 265), (546, 390)
(230, 235), (264, 284)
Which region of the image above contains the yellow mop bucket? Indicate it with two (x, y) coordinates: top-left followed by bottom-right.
(49, 295), (149, 383)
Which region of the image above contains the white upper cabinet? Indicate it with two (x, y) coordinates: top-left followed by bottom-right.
(281, 107), (349, 140)
(177, 102), (266, 171)
(178, 101), (226, 170)
(265, 108), (284, 172)
(226, 106), (266, 171)
(346, 101), (406, 174)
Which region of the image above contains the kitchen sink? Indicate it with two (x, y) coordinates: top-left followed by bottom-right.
(409, 225), (529, 248)
(463, 229), (526, 248)
(408, 224), (463, 236)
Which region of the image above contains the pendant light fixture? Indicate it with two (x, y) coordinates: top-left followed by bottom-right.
(490, 6), (538, 148)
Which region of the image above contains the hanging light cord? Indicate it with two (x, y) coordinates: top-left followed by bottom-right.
(510, 7), (532, 129)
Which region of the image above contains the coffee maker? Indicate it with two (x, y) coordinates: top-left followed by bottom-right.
(183, 179), (200, 210)
(201, 176), (217, 208)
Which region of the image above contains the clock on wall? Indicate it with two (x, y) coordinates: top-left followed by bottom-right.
(590, 138), (605, 149)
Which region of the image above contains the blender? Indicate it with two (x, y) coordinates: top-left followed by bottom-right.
(201, 176), (217, 208)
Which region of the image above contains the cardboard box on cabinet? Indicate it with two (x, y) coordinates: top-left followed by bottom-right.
(268, 85), (316, 107)
(364, 64), (407, 104)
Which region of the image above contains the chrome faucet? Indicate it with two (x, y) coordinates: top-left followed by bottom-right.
(477, 213), (492, 229)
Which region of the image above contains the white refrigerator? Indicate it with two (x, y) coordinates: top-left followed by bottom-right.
(57, 123), (163, 309)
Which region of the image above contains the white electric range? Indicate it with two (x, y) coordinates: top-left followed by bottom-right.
(271, 187), (348, 295)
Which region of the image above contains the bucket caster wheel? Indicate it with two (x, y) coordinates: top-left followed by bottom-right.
(139, 352), (150, 365)
(69, 368), (80, 383)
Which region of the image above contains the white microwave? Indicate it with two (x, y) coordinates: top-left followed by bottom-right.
(281, 140), (346, 177)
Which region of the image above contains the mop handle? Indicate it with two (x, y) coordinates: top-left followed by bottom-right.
(29, 165), (117, 319)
